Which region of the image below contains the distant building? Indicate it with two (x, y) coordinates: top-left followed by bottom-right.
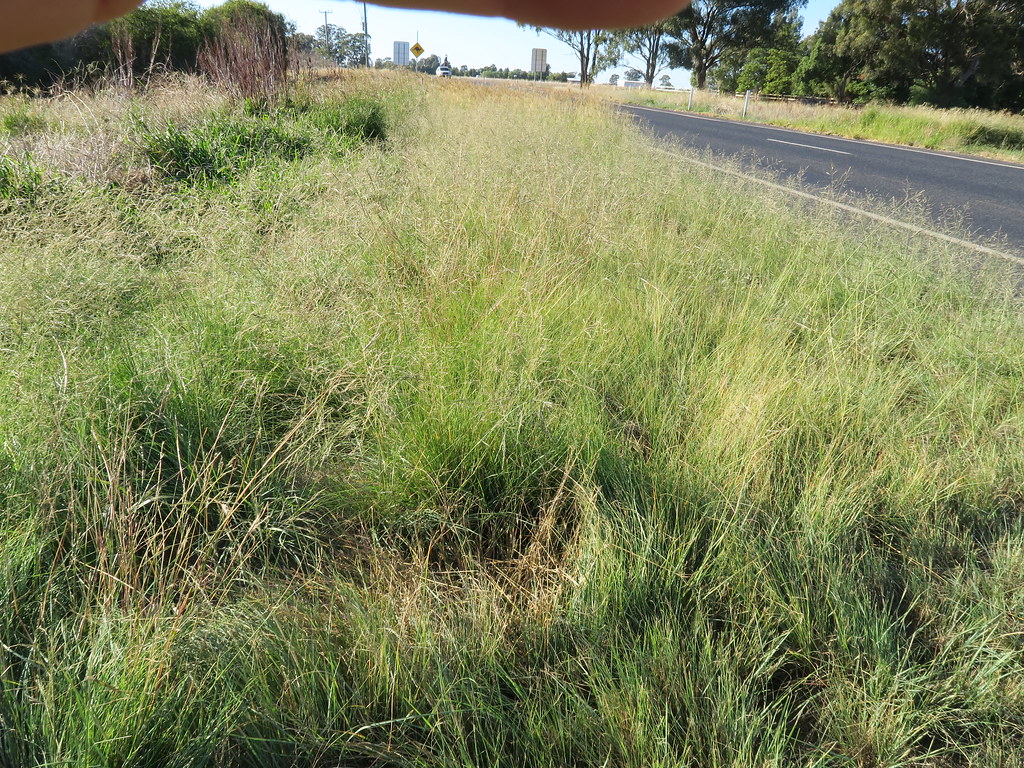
(394, 42), (410, 67)
(530, 48), (547, 76)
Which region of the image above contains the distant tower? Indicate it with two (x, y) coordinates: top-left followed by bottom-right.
(394, 41), (410, 67)
(531, 48), (548, 76)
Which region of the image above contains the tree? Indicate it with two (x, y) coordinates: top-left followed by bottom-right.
(201, 0), (286, 41)
(609, 73), (620, 85)
(664, 0), (804, 89)
(659, 74), (674, 87)
(624, 68), (643, 81)
(535, 28), (618, 86)
(417, 53), (440, 74)
(894, 0), (1024, 108)
(313, 23), (347, 65)
(289, 32), (316, 53)
(737, 45), (801, 94)
(106, 0), (205, 76)
(732, 8), (803, 94)
(313, 24), (371, 68)
(793, 0), (1024, 108)
(615, 20), (671, 87)
(707, 47), (745, 91)
(345, 32), (371, 68)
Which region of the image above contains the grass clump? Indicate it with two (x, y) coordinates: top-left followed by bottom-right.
(0, 155), (45, 202)
(0, 106), (47, 136)
(140, 96), (387, 186)
(139, 114), (312, 185)
(284, 96), (388, 141)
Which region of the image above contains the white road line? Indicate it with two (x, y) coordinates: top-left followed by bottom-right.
(626, 103), (1024, 172)
(767, 138), (851, 155)
(651, 146), (1024, 266)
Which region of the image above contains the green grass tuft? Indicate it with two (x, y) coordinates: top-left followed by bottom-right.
(138, 96), (386, 186)
(1, 107), (47, 136)
(139, 115), (312, 185)
(0, 155), (45, 201)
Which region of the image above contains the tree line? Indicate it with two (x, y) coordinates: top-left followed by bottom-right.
(541, 0), (1024, 111)
(4, 0), (1019, 112)
(370, 56), (576, 82)
(0, 0), (575, 91)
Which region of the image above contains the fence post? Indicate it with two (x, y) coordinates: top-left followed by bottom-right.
(687, 88), (694, 110)
(743, 90), (751, 118)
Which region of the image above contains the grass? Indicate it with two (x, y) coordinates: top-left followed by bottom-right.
(137, 96), (387, 186)
(0, 155), (45, 201)
(603, 85), (1024, 163)
(2, 71), (1024, 766)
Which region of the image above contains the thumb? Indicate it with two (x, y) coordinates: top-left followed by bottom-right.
(1, 0), (142, 54)
(371, 0), (689, 30)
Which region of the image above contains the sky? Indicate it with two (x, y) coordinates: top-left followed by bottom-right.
(196, 0), (840, 85)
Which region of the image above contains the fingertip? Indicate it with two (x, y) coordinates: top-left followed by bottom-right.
(495, 0), (690, 29)
(94, 0), (145, 24)
(0, 0), (144, 53)
(371, 0), (690, 30)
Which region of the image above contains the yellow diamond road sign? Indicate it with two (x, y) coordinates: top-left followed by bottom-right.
(411, 43), (424, 58)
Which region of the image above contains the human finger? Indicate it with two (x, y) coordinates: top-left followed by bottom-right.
(372, 0), (689, 30)
(1, 0), (142, 54)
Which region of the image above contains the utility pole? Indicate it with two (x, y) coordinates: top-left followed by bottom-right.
(319, 10), (334, 65)
(362, 2), (370, 68)
(320, 10), (332, 61)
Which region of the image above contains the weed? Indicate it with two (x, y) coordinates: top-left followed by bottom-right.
(1, 108), (47, 136)
(137, 96), (386, 186)
(286, 97), (388, 142)
(0, 155), (45, 202)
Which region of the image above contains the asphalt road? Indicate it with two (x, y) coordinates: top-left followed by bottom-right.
(621, 104), (1024, 257)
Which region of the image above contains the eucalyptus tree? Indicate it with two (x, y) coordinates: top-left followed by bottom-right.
(796, 0), (1024, 108)
(533, 28), (619, 85)
(664, 0), (804, 89)
(615, 20), (671, 87)
(731, 8), (803, 94)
